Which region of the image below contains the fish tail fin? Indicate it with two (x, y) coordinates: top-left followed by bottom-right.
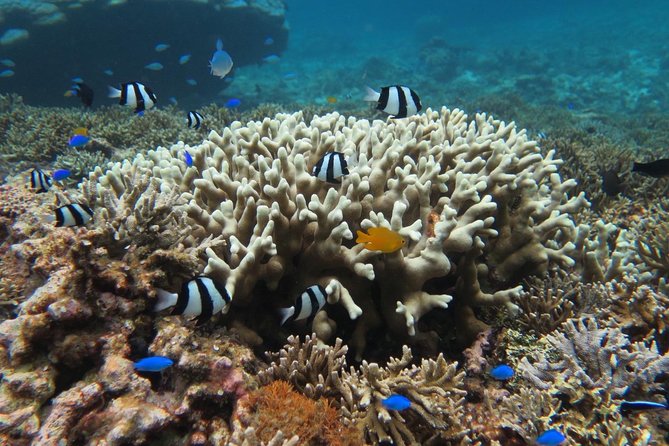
(154, 288), (178, 312)
(41, 213), (55, 225)
(278, 306), (295, 326)
(107, 86), (121, 98)
(363, 86), (380, 102)
(631, 162), (640, 172)
(356, 230), (370, 244)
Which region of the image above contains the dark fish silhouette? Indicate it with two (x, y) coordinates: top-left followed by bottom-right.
(632, 159), (669, 178)
(72, 82), (94, 107)
(601, 169), (624, 196)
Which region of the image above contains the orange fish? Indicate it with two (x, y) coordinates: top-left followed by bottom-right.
(326, 96), (337, 104)
(356, 227), (405, 253)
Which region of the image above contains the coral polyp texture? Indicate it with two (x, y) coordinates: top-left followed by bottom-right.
(79, 107), (587, 355)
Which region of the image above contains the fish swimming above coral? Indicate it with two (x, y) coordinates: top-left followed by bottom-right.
(134, 356), (173, 372)
(209, 38), (233, 79)
(65, 82), (94, 107)
(620, 400), (668, 413)
(183, 150), (193, 167)
(278, 284), (327, 326)
(489, 364), (514, 381)
(52, 169), (71, 182)
(535, 429), (566, 446)
(312, 151), (350, 184)
(364, 85), (422, 118)
(186, 110), (204, 129)
(632, 158), (669, 177)
(154, 276), (231, 326)
(48, 203), (94, 227)
(29, 168), (52, 193)
(356, 227), (405, 253)
(108, 81), (157, 115)
(381, 394), (411, 411)
(600, 168), (624, 196)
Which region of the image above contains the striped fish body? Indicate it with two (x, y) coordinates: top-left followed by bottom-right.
(312, 152), (349, 184)
(109, 82), (157, 114)
(186, 111), (204, 129)
(30, 169), (52, 193)
(365, 85), (421, 118)
(55, 203), (93, 227)
(155, 276), (231, 326)
(279, 285), (327, 325)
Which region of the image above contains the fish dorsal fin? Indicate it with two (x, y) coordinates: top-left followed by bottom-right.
(216, 38), (223, 51)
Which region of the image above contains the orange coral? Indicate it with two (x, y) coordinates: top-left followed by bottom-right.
(250, 381), (363, 446)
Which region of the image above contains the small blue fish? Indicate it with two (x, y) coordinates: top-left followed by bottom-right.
(263, 54), (280, 64)
(103, 69), (114, 76)
(536, 429), (566, 446)
(620, 400), (668, 413)
(184, 150), (193, 167)
(185, 78), (198, 86)
(283, 72), (297, 80)
(0, 69), (14, 78)
(489, 364), (514, 381)
(537, 131), (547, 139)
(68, 134), (90, 147)
(179, 54), (191, 65)
(567, 103), (575, 110)
(71, 77), (84, 83)
(145, 62), (164, 71)
(263, 36), (274, 46)
(133, 356), (174, 372)
(52, 169), (71, 181)
(381, 394), (411, 411)
(155, 43), (170, 52)
(0, 58), (15, 67)
(168, 96), (178, 105)
(224, 98), (241, 108)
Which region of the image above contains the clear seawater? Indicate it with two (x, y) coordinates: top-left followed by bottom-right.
(0, 0), (667, 115)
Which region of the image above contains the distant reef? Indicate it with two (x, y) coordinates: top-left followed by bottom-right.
(0, 0), (288, 106)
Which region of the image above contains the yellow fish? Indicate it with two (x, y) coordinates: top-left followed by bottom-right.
(326, 96), (337, 104)
(73, 127), (88, 136)
(356, 227), (405, 253)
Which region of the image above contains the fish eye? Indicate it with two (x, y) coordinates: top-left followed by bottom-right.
(401, 239), (406, 244)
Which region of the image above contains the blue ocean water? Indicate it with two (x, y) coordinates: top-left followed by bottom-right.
(0, 0), (667, 115)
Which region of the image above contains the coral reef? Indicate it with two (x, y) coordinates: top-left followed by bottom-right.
(259, 334), (466, 445)
(77, 107), (586, 356)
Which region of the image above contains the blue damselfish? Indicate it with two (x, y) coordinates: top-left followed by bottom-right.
(489, 364), (514, 381)
(133, 356), (174, 372)
(536, 429), (566, 446)
(381, 394), (411, 411)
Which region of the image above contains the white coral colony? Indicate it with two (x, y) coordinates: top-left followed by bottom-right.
(209, 38), (233, 79)
(83, 108), (586, 357)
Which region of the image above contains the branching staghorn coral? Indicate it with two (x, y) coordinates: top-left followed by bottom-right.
(636, 221), (669, 276)
(599, 278), (669, 350)
(515, 270), (609, 334)
(519, 317), (669, 400)
(79, 107), (587, 353)
(259, 334), (466, 446)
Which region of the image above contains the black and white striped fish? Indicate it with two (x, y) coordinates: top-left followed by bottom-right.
(30, 169), (52, 193)
(108, 81), (157, 114)
(364, 85), (422, 118)
(312, 152), (349, 184)
(154, 276), (231, 326)
(279, 285), (327, 325)
(186, 111), (204, 129)
(53, 203), (94, 227)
